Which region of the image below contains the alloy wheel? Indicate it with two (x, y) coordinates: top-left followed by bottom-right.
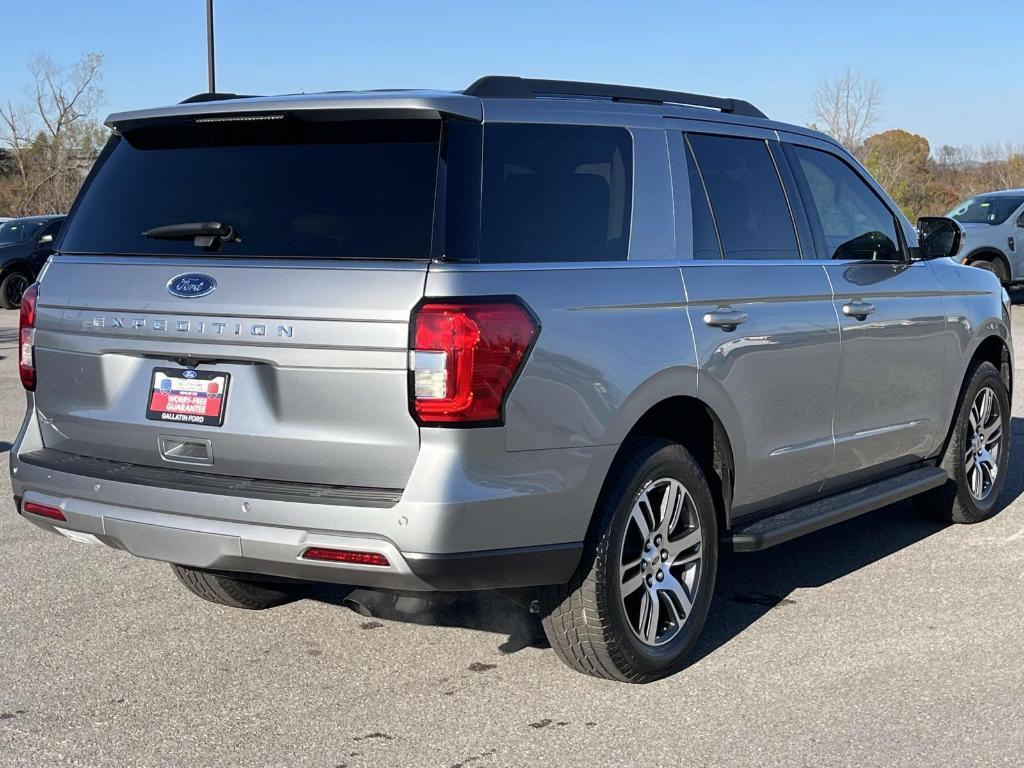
(965, 385), (1003, 501)
(619, 477), (703, 647)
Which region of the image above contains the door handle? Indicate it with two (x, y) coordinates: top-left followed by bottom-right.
(703, 308), (748, 331)
(842, 300), (875, 320)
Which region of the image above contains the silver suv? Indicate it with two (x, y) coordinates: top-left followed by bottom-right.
(10, 77), (1013, 682)
(946, 189), (1024, 285)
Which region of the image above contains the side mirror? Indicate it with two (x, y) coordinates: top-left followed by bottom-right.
(38, 233), (54, 244)
(917, 216), (965, 260)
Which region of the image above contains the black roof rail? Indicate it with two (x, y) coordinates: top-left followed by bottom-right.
(179, 92), (259, 104)
(463, 76), (767, 119)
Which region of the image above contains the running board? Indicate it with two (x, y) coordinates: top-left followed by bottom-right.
(726, 467), (948, 552)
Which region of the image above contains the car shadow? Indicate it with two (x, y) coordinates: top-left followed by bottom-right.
(305, 420), (1024, 660)
(0, 442), (11, 454)
(1006, 285), (1024, 305)
(0, 328), (18, 346)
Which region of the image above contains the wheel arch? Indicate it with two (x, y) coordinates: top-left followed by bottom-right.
(936, 333), (1013, 461)
(593, 386), (739, 542)
(963, 247), (1011, 281)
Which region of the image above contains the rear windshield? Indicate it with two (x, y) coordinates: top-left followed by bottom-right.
(61, 117), (441, 259)
(947, 195), (1024, 226)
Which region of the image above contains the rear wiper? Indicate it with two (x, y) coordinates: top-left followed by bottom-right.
(142, 221), (238, 249)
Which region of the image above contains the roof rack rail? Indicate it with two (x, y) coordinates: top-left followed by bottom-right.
(463, 76), (767, 119)
(179, 92), (259, 104)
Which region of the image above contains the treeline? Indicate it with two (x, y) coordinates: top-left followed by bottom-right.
(812, 67), (1024, 221)
(862, 131), (1024, 221)
(0, 53), (106, 217)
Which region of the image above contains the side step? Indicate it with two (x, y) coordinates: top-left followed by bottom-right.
(726, 466), (948, 552)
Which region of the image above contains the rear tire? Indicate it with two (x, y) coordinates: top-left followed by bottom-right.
(915, 361), (1010, 523)
(0, 271), (30, 310)
(972, 258), (1009, 286)
(171, 564), (302, 609)
(538, 438), (718, 683)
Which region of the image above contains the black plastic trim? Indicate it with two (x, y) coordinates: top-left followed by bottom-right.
(726, 466), (947, 552)
(464, 76), (767, 119)
(18, 448), (402, 508)
(403, 541), (583, 590)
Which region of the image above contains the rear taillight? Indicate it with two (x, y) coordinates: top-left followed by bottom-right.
(19, 283), (38, 391)
(410, 299), (539, 425)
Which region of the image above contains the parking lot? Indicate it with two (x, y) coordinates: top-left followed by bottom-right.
(2, 304), (1024, 768)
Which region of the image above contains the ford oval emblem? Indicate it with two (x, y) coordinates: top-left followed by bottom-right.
(167, 273), (216, 299)
(182, 370), (198, 379)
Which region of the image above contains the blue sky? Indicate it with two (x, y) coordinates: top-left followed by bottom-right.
(2, 1), (1019, 149)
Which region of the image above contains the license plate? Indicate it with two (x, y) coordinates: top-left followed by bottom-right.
(146, 368), (230, 427)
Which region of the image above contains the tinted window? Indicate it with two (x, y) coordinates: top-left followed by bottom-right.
(791, 146), (901, 261)
(947, 195), (1024, 226)
(0, 219), (45, 244)
(685, 140), (721, 260)
(478, 124), (632, 263)
(687, 134), (799, 260)
(61, 119), (441, 259)
(41, 219), (64, 239)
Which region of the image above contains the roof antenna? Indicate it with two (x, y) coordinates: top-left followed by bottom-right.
(206, 0), (216, 93)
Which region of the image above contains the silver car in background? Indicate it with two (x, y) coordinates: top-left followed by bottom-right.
(947, 189), (1024, 284)
(10, 77), (1012, 682)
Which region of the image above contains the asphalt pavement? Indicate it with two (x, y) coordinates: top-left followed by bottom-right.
(2, 304), (1024, 768)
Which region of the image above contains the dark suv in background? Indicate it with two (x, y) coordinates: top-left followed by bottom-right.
(0, 214), (65, 308)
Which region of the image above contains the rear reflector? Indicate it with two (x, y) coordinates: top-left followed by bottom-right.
(23, 501), (66, 521)
(301, 547), (390, 567)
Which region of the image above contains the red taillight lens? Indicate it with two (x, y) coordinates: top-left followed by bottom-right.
(301, 548), (390, 566)
(19, 283), (38, 391)
(23, 501), (66, 521)
(411, 300), (538, 425)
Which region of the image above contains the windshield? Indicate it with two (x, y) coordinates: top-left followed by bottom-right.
(61, 117), (441, 259)
(0, 220), (45, 244)
(947, 195), (1024, 225)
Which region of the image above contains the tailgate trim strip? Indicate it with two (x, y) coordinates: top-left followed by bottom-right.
(18, 448), (403, 508)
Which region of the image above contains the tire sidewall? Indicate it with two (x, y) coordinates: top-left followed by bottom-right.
(598, 443), (718, 677)
(0, 273), (29, 310)
(950, 363), (1010, 517)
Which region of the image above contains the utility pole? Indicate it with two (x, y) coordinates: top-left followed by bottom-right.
(206, 0), (216, 93)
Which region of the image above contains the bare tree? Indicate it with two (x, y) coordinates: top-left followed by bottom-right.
(811, 67), (882, 154)
(0, 53), (106, 216)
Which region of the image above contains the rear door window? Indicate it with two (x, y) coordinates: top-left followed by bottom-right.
(61, 118), (441, 259)
(687, 134), (800, 261)
(477, 124), (632, 263)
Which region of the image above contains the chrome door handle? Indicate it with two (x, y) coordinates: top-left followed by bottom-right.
(703, 308), (748, 331)
(842, 300), (875, 319)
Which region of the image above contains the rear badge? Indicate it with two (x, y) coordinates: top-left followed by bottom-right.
(167, 273), (217, 299)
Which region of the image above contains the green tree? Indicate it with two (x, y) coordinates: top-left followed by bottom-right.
(861, 129), (953, 220)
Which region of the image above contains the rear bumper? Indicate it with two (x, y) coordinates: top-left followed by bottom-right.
(15, 488), (582, 590)
(10, 410), (611, 591)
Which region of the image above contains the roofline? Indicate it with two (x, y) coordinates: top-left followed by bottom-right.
(103, 78), (837, 146)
